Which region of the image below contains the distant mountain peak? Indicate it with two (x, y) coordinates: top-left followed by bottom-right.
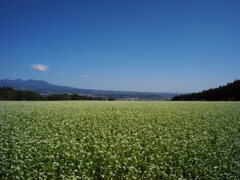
(24, 79), (49, 84)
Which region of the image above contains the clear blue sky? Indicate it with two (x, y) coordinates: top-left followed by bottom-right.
(1, 0), (239, 92)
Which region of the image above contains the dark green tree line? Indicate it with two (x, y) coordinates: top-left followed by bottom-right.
(172, 80), (240, 101)
(0, 87), (106, 101)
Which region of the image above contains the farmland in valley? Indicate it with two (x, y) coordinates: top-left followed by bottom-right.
(0, 101), (240, 179)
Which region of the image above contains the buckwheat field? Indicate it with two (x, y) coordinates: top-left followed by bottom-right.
(0, 101), (240, 179)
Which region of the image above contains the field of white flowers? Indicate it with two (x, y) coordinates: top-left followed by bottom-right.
(0, 101), (240, 179)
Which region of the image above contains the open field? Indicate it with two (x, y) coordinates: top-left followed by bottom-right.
(0, 101), (240, 179)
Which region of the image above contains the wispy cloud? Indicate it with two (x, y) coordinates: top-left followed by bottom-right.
(12, 72), (16, 76)
(81, 74), (88, 78)
(31, 64), (50, 72)
(59, 74), (65, 77)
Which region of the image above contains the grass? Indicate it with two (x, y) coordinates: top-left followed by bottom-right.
(0, 101), (240, 179)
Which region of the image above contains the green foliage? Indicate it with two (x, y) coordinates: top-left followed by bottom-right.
(172, 79), (240, 101)
(47, 94), (104, 101)
(0, 87), (44, 100)
(0, 87), (105, 101)
(0, 101), (240, 179)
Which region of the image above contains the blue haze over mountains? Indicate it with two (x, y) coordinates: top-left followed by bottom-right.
(0, 79), (179, 100)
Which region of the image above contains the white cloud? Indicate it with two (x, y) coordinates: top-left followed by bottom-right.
(12, 72), (16, 76)
(81, 74), (88, 78)
(31, 64), (50, 72)
(59, 74), (65, 77)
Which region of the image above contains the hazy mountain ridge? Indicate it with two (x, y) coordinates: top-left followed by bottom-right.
(0, 79), (179, 100)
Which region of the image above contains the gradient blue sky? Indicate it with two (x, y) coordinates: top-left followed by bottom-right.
(1, 0), (239, 92)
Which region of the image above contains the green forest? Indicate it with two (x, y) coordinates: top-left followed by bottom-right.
(0, 87), (105, 101)
(172, 80), (240, 101)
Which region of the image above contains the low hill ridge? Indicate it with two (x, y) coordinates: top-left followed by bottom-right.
(172, 80), (240, 101)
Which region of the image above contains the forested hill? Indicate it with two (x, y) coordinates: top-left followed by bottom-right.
(172, 80), (240, 101)
(0, 87), (104, 101)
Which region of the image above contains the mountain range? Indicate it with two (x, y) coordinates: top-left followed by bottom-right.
(0, 79), (179, 100)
